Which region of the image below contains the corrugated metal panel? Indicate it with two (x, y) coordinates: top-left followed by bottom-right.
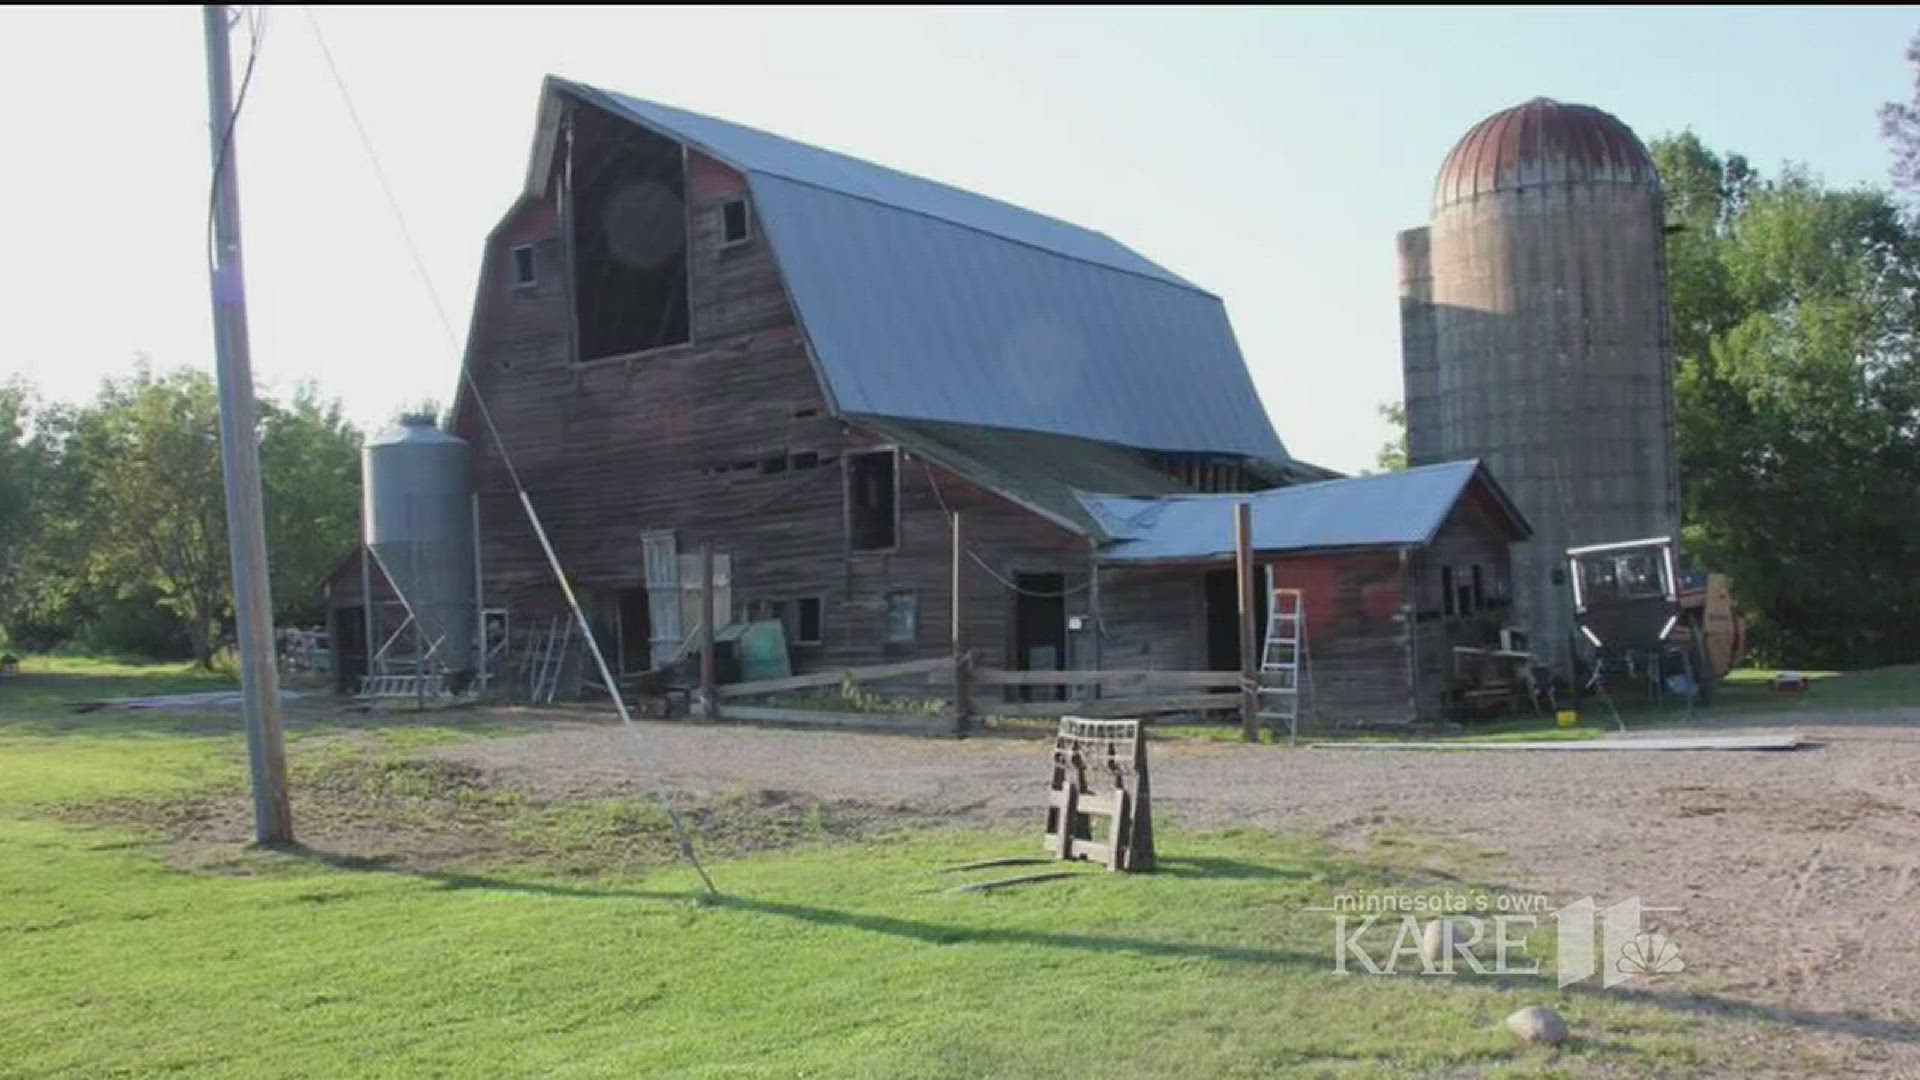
(756, 175), (1284, 459)
(1080, 460), (1526, 563)
(854, 415), (1190, 537)
(543, 78), (1287, 463)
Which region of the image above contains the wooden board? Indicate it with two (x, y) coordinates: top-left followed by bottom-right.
(1310, 733), (1805, 752)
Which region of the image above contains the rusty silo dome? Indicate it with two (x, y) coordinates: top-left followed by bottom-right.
(1431, 98), (1658, 213)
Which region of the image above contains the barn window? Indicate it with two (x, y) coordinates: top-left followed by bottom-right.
(847, 449), (898, 551)
(721, 199), (751, 245)
(567, 102), (690, 360)
(885, 591), (917, 645)
(759, 597), (820, 646)
(1470, 564), (1486, 612)
(1441, 566), (1457, 617)
(510, 244), (537, 288)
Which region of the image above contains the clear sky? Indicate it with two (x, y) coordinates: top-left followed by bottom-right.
(2, 5), (1915, 473)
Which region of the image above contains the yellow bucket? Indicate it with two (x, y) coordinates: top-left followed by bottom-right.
(1556, 710), (1580, 729)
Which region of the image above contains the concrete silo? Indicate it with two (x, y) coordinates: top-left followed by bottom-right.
(363, 419), (476, 677)
(1400, 98), (1680, 675)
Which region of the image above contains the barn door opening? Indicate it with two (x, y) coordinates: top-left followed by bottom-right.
(1014, 573), (1067, 702)
(333, 605), (367, 692)
(1204, 567), (1268, 672)
(617, 587), (652, 675)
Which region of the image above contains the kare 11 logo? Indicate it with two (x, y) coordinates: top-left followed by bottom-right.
(1321, 892), (1684, 988)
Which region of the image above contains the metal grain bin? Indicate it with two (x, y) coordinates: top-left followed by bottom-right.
(362, 419), (474, 674)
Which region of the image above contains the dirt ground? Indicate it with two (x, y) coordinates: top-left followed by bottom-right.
(432, 706), (1920, 1074)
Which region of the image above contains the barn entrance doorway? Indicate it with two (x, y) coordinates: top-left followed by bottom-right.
(1204, 567), (1268, 672)
(617, 587), (652, 675)
(1013, 573), (1067, 702)
(333, 604), (366, 693)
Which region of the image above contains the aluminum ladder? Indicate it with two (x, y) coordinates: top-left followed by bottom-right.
(526, 617), (572, 704)
(1258, 581), (1309, 741)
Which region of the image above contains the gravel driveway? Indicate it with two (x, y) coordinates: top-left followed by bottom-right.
(438, 708), (1920, 1073)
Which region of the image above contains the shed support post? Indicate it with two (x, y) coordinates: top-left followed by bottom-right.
(473, 492), (486, 695)
(951, 512), (972, 736)
(1236, 501), (1258, 742)
(360, 543), (375, 682)
(1401, 546), (1419, 725)
(1087, 542), (1103, 699)
(700, 543), (717, 719)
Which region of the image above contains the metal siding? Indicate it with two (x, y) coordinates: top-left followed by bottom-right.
(752, 174), (1285, 460)
(1082, 461), (1499, 563)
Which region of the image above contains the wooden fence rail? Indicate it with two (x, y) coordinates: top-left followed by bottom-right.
(717, 656), (955, 700)
(973, 669), (1291, 690)
(707, 657), (1271, 736)
(983, 693), (1241, 720)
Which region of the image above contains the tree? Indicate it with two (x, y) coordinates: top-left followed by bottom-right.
(1879, 31), (1920, 198)
(260, 384), (364, 628)
(58, 366), (234, 665)
(1651, 134), (1920, 667)
(1372, 401), (1408, 473)
(0, 380), (44, 643)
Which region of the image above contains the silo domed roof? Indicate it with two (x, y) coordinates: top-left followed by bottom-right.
(1432, 98), (1658, 212)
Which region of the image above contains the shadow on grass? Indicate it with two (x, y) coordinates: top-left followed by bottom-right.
(1152, 856), (1317, 882)
(281, 843), (1920, 1050)
(0, 676), (537, 741)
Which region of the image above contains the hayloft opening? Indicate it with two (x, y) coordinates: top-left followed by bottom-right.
(567, 102), (690, 360)
(721, 198), (751, 245)
(847, 449), (898, 551)
(510, 244), (537, 288)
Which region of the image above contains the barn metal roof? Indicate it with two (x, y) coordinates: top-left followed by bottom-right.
(535, 77), (1288, 462)
(1079, 460), (1531, 564)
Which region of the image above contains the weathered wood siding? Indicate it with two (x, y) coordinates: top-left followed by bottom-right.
(1265, 552), (1413, 728)
(453, 148), (1088, 686)
(1094, 567), (1210, 673)
(1408, 485), (1521, 719)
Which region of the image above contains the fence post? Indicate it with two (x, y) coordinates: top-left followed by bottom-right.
(1236, 501), (1258, 742)
(700, 543), (717, 719)
(951, 512), (972, 736)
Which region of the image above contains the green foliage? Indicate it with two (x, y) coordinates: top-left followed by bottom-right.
(0, 365), (363, 661)
(260, 384), (363, 627)
(1651, 134), (1920, 667)
(390, 399), (445, 429)
(1372, 400), (1408, 473)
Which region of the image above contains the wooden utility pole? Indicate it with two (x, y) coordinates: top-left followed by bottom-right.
(202, 4), (291, 844)
(1235, 501), (1258, 742)
(700, 543), (717, 718)
(951, 512), (971, 735)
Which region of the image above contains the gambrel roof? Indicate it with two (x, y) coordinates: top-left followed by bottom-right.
(525, 77), (1289, 464)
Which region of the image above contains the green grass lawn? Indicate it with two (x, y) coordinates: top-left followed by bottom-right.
(0, 659), (1778, 1077)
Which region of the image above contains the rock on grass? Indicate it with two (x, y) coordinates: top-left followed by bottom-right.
(1505, 1005), (1569, 1045)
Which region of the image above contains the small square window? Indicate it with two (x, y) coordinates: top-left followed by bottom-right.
(510, 244), (536, 288)
(885, 591), (917, 645)
(721, 199), (750, 245)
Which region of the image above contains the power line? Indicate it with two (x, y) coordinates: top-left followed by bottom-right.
(207, 6), (265, 278)
(303, 8), (715, 895)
